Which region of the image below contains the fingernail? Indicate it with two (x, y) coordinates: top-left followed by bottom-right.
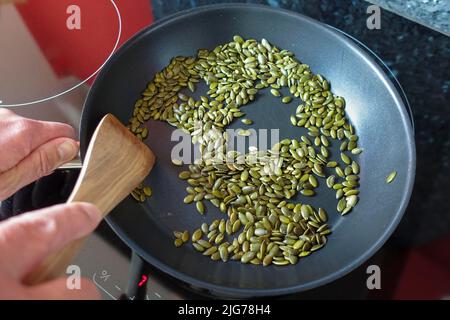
(57, 140), (78, 161)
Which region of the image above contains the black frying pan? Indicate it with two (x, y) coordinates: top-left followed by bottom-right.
(80, 4), (415, 298)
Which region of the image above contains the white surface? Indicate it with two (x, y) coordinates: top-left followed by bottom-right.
(0, 4), (87, 130)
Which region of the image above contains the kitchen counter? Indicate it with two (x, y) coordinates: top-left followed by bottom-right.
(368, 0), (450, 36)
(152, 0), (450, 247)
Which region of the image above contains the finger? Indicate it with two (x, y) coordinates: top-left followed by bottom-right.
(28, 278), (101, 300)
(25, 277), (101, 300)
(0, 137), (79, 200)
(0, 203), (102, 280)
(0, 277), (100, 300)
(0, 108), (76, 173)
(0, 277), (23, 300)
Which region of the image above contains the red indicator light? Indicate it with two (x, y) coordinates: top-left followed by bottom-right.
(138, 275), (148, 287)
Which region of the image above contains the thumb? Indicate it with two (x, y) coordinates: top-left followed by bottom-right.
(0, 202), (102, 281)
(26, 277), (101, 300)
(0, 137), (79, 200)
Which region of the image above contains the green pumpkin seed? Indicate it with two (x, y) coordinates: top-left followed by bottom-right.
(282, 96), (292, 104)
(174, 239), (183, 247)
(326, 175), (335, 188)
(351, 161), (360, 174)
(318, 208), (328, 222)
(197, 239), (211, 248)
(178, 171), (190, 179)
(270, 89), (280, 97)
(172, 159), (183, 166)
(327, 161), (338, 168)
(193, 243), (205, 252)
(181, 230), (189, 243)
(192, 229), (202, 242)
(129, 35), (362, 268)
(273, 260), (289, 266)
(337, 198), (346, 212)
(300, 189), (315, 197)
(219, 246), (229, 262)
(263, 255), (273, 266)
(203, 246), (218, 256)
(341, 153), (351, 165)
(143, 186), (152, 197)
(238, 129), (251, 136)
(184, 194), (195, 204)
(351, 148), (363, 155)
(346, 195), (358, 207)
(173, 231), (182, 239)
(196, 201), (205, 214)
(241, 251), (256, 263)
(308, 175), (318, 188)
(386, 171), (397, 184)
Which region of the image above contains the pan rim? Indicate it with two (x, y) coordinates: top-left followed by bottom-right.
(82, 3), (416, 297)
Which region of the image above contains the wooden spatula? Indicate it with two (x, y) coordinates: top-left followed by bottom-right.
(24, 114), (155, 285)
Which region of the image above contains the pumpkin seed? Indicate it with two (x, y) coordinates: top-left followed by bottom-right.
(192, 229), (202, 242)
(241, 251), (256, 263)
(219, 246), (229, 262)
(341, 153), (351, 165)
(181, 230), (189, 243)
(174, 239), (183, 247)
(196, 201), (205, 214)
(192, 243), (205, 252)
(183, 194), (195, 204)
(203, 246), (218, 256)
(270, 89), (280, 97)
(178, 171), (190, 180)
(386, 171), (397, 184)
(318, 208), (328, 222)
(337, 198), (346, 212)
(238, 129), (251, 137)
(143, 186), (152, 197)
(128, 35), (363, 268)
(282, 96), (292, 104)
(172, 159), (183, 166)
(301, 189), (315, 197)
(326, 175), (335, 188)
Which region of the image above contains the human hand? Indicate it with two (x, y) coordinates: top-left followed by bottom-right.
(0, 109), (101, 299)
(0, 108), (79, 201)
(0, 202), (102, 299)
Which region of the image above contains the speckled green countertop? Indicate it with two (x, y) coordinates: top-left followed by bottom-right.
(368, 0), (450, 36)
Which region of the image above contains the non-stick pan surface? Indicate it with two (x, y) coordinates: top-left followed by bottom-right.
(81, 4), (415, 297)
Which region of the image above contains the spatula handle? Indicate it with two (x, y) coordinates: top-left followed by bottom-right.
(22, 187), (108, 285)
(22, 180), (131, 285)
(23, 114), (155, 285)
(23, 234), (89, 285)
(24, 165), (154, 285)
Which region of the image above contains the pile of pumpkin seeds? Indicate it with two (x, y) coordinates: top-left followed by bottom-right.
(126, 36), (362, 266)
